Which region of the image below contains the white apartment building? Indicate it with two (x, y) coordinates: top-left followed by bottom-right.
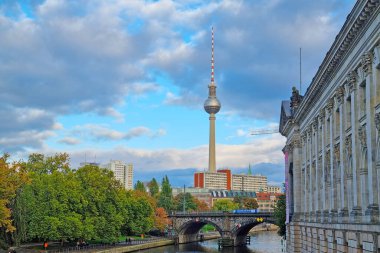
(103, 160), (133, 190)
(232, 174), (267, 192)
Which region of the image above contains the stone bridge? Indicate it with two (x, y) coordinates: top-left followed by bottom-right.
(169, 211), (275, 246)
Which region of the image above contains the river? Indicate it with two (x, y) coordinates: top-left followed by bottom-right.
(138, 231), (284, 253)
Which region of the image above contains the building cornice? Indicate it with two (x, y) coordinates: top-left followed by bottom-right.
(294, 0), (380, 123)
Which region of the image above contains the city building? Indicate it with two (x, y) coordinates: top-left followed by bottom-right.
(255, 192), (283, 213)
(266, 185), (282, 193)
(232, 174), (267, 192)
(103, 160), (133, 190)
(194, 169), (230, 190)
(280, 0), (380, 252)
(194, 168), (268, 192)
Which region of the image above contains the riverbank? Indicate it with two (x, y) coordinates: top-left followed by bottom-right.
(95, 239), (174, 253)
(94, 232), (221, 253)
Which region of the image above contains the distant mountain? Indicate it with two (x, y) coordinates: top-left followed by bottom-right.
(134, 163), (284, 188)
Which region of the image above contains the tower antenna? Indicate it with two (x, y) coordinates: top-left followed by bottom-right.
(299, 47), (302, 95)
(211, 26), (215, 83)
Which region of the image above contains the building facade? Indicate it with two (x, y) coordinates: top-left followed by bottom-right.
(256, 192), (283, 213)
(194, 169), (268, 191)
(103, 160), (133, 190)
(266, 185), (282, 194)
(280, 1), (380, 252)
(232, 174), (267, 192)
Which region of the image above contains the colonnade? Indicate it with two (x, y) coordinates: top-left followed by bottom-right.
(288, 46), (380, 223)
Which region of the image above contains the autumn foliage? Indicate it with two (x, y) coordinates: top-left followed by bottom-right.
(0, 154), (29, 233)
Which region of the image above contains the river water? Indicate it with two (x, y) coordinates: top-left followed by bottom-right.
(139, 231), (284, 253)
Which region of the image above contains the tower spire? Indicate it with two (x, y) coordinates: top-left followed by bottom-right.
(211, 26), (215, 84)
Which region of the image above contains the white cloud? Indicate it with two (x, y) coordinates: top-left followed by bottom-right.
(70, 124), (166, 141)
(63, 134), (286, 170)
(59, 137), (81, 145)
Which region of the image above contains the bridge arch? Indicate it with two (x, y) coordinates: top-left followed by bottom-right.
(176, 219), (223, 244)
(230, 218), (276, 245)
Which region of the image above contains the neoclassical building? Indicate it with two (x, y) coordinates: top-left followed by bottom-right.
(279, 0), (380, 252)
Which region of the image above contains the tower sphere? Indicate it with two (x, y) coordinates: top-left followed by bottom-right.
(204, 96), (221, 114)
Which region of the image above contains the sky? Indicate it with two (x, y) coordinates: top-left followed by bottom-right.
(0, 0), (355, 186)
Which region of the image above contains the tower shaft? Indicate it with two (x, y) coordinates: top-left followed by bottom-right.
(208, 114), (216, 172)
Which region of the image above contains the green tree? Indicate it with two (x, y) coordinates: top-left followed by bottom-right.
(134, 180), (146, 192)
(174, 193), (197, 211)
(233, 196), (245, 208)
(243, 198), (259, 209)
(274, 195), (286, 236)
(122, 191), (154, 235)
(158, 176), (173, 212)
(147, 178), (159, 197)
(75, 165), (126, 242)
(212, 199), (239, 211)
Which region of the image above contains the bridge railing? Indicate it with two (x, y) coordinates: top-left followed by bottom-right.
(170, 211), (274, 216)
(170, 211), (225, 215)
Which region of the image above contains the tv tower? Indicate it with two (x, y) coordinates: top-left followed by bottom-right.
(204, 27), (221, 173)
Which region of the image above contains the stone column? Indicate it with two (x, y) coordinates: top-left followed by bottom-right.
(292, 133), (302, 220)
(344, 136), (353, 214)
(327, 99), (338, 220)
(301, 133), (307, 219)
(358, 125), (369, 214)
(313, 119), (319, 217)
(362, 52), (379, 220)
(347, 70), (362, 221)
(333, 143), (341, 216)
(308, 126), (313, 220)
(337, 86), (348, 220)
(319, 109), (327, 221)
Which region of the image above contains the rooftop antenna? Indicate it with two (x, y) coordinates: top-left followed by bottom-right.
(299, 47), (302, 95)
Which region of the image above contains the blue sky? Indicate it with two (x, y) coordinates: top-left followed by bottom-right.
(0, 0), (355, 185)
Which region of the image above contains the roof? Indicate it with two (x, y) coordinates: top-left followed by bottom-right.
(210, 190), (257, 198)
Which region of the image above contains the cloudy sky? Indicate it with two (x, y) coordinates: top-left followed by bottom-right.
(0, 0), (355, 185)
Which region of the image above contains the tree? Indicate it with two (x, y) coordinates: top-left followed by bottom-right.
(212, 199), (239, 211)
(134, 180), (146, 192)
(243, 198), (259, 209)
(148, 178), (159, 197)
(122, 191), (154, 235)
(174, 193), (197, 211)
(158, 176), (173, 212)
(154, 207), (169, 232)
(274, 194), (286, 237)
(0, 154), (29, 246)
(193, 197), (210, 211)
(233, 196), (245, 208)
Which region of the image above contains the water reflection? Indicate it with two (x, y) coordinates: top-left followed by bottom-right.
(138, 231), (282, 253)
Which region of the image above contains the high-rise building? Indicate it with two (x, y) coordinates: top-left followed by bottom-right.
(194, 168), (268, 192)
(194, 169), (231, 190)
(103, 160), (133, 190)
(204, 27), (221, 173)
(232, 174), (267, 192)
